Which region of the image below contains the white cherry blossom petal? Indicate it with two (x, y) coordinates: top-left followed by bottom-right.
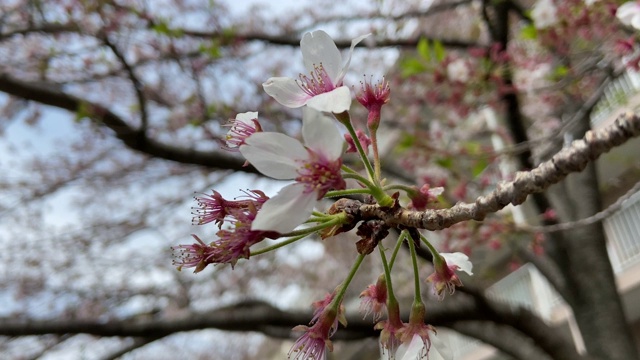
(302, 107), (344, 161)
(632, 13), (640, 30)
(335, 33), (370, 84)
(531, 0), (558, 29)
(429, 332), (452, 360)
(235, 111), (258, 123)
(305, 86), (352, 113)
(263, 77), (310, 108)
(617, 2), (640, 26)
(251, 183), (317, 233)
(240, 132), (308, 179)
(397, 334), (425, 360)
(441, 252), (474, 275)
(301, 30), (342, 81)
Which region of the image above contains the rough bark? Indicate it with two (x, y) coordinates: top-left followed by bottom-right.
(352, 112), (640, 231)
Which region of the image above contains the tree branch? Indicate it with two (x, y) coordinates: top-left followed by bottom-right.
(102, 36), (149, 133)
(97, 337), (163, 360)
(460, 289), (593, 360)
(0, 73), (257, 174)
(355, 112), (640, 230)
(0, 295), (585, 360)
(449, 321), (552, 360)
(523, 180), (640, 233)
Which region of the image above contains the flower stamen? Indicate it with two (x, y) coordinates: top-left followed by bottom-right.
(296, 63), (336, 97)
(296, 149), (345, 199)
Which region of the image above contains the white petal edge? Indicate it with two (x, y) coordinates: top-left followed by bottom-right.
(301, 30), (342, 81)
(227, 111), (258, 147)
(617, 3), (640, 25)
(335, 33), (371, 84)
(306, 86), (352, 114)
(263, 77), (310, 108)
(235, 111), (258, 124)
(631, 14), (640, 30)
(441, 252), (474, 275)
(240, 132), (307, 179)
(398, 334), (425, 360)
(302, 107), (344, 161)
(251, 183), (317, 233)
(430, 331), (452, 360)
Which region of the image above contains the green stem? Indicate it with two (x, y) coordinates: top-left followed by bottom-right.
(250, 234), (307, 256)
(343, 170), (376, 189)
(389, 230), (407, 269)
(282, 214), (346, 237)
(378, 245), (398, 304)
(407, 230), (423, 301)
(419, 233), (441, 259)
(341, 164), (359, 174)
(337, 112), (376, 183)
(325, 188), (372, 198)
(331, 253), (366, 308)
(342, 173), (393, 207)
(370, 129), (382, 182)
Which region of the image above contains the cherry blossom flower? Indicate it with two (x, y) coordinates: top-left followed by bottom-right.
(223, 111), (262, 151)
(192, 189), (268, 228)
(359, 276), (387, 322)
(426, 252), (474, 300)
(394, 302), (451, 360)
(240, 107), (346, 233)
(446, 59), (470, 83)
(289, 293), (346, 360)
(212, 206), (273, 268)
(409, 185), (444, 211)
(171, 235), (216, 273)
(344, 129), (371, 154)
(617, 2), (640, 30)
(394, 333), (450, 360)
(531, 0), (558, 29)
(356, 76), (391, 129)
(377, 299), (404, 358)
(263, 30), (369, 113)
(175, 196), (274, 271)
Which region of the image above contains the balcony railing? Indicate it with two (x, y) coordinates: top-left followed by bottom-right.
(591, 70), (640, 128)
(605, 189), (640, 273)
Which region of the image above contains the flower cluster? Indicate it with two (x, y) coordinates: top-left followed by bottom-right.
(172, 30), (475, 360)
(172, 189), (273, 272)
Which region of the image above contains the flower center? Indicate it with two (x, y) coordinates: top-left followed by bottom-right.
(225, 118), (259, 149)
(296, 63), (336, 97)
(296, 149), (345, 199)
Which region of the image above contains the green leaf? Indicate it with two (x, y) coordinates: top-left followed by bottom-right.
(433, 40), (446, 62)
(464, 141), (482, 154)
(152, 21), (171, 35)
(472, 159), (489, 177)
(152, 21), (183, 37)
(395, 133), (416, 152)
(75, 101), (92, 123)
(436, 157), (453, 169)
(417, 38), (431, 61)
(198, 43), (221, 59)
(400, 57), (427, 77)
(554, 65), (569, 78)
(520, 24), (538, 40)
